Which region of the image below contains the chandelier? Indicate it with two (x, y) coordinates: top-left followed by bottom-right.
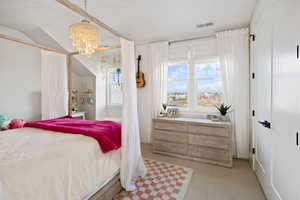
(69, 0), (101, 56)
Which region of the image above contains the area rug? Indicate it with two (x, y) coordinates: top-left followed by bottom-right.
(114, 159), (193, 200)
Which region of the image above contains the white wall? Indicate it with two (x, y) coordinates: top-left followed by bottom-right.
(136, 44), (153, 143)
(72, 72), (81, 90)
(0, 26), (41, 121)
(72, 71), (96, 120)
(135, 38), (218, 143)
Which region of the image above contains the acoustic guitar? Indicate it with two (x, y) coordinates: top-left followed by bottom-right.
(136, 55), (145, 88)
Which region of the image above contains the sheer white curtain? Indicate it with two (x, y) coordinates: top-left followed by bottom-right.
(120, 38), (147, 191)
(41, 50), (68, 120)
(216, 28), (250, 159)
(149, 42), (169, 117)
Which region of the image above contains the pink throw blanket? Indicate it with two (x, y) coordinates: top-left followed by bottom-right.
(25, 116), (121, 153)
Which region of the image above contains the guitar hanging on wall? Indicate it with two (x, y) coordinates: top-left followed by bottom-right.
(136, 55), (145, 88)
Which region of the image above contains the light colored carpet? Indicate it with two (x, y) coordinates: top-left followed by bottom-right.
(141, 144), (266, 200)
(114, 159), (193, 200)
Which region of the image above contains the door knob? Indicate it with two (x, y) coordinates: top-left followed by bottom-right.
(258, 120), (271, 129)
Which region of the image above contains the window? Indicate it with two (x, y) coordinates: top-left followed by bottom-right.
(167, 64), (188, 107)
(107, 68), (122, 105)
(195, 61), (224, 107)
(166, 59), (224, 112)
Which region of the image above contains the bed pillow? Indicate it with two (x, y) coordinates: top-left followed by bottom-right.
(1, 120), (11, 130)
(0, 115), (10, 127)
(9, 119), (26, 129)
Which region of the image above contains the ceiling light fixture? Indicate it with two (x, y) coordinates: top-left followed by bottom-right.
(69, 0), (101, 56)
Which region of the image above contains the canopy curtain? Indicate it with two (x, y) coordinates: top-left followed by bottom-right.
(41, 50), (68, 120)
(120, 38), (147, 191)
(216, 28), (250, 159)
(149, 42), (169, 118)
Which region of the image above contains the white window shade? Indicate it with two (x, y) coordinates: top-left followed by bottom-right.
(169, 37), (217, 61)
(168, 45), (190, 61)
(191, 38), (217, 59)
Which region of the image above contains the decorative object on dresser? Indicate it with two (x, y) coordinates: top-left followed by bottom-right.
(215, 103), (231, 121)
(167, 107), (179, 118)
(159, 103), (168, 117)
(152, 117), (233, 167)
(207, 114), (218, 120)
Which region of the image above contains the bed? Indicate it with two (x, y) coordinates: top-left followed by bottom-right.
(0, 127), (121, 200)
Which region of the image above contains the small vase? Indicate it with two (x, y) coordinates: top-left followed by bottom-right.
(219, 115), (229, 121)
(158, 110), (168, 117)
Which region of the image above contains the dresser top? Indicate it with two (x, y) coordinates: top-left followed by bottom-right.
(154, 117), (231, 127)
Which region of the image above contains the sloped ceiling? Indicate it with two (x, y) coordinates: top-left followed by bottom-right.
(23, 27), (93, 76)
(0, 0), (257, 74)
(0, 0), (119, 46)
(0, 0), (119, 76)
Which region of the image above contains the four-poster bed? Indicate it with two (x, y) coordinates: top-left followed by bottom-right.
(0, 0), (146, 199)
(0, 34), (124, 200)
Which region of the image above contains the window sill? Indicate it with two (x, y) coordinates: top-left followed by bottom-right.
(106, 104), (122, 109)
(176, 109), (218, 119)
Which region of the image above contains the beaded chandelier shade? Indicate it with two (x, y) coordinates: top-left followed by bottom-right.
(69, 0), (101, 56)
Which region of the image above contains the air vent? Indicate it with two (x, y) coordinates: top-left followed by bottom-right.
(196, 22), (214, 28)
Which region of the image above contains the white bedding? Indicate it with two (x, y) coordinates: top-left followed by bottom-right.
(0, 127), (121, 200)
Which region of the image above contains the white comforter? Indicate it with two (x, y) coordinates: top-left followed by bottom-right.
(0, 127), (121, 200)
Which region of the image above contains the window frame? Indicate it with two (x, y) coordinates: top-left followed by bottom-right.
(193, 58), (223, 113)
(166, 57), (223, 114)
(166, 60), (190, 109)
(106, 67), (122, 106)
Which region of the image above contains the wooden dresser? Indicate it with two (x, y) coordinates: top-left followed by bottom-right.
(152, 117), (233, 167)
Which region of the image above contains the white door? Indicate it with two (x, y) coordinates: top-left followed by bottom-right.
(270, 1), (300, 199)
(252, 11), (275, 199)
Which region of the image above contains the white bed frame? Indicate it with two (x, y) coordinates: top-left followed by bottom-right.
(88, 173), (121, 200)
(0, 2), (130, 199)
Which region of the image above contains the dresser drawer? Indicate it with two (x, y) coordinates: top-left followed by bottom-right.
(189, 145), (230, 163)
(153, 121), (187, 132)
(188, 134), (230, 150)
(188, 124), (229, 137)
(153, 141), (187, 155)
(153, 130), (188, 144)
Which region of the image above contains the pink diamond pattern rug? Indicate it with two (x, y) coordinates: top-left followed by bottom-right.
(114, 159), (193, 200)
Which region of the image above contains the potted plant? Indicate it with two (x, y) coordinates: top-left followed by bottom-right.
(216, 104), (231, 121)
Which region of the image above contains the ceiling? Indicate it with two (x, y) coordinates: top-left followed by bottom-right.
(0, 0), (257, 76)
(72, 0), (257, 43)
(0, 0), (257, 44)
